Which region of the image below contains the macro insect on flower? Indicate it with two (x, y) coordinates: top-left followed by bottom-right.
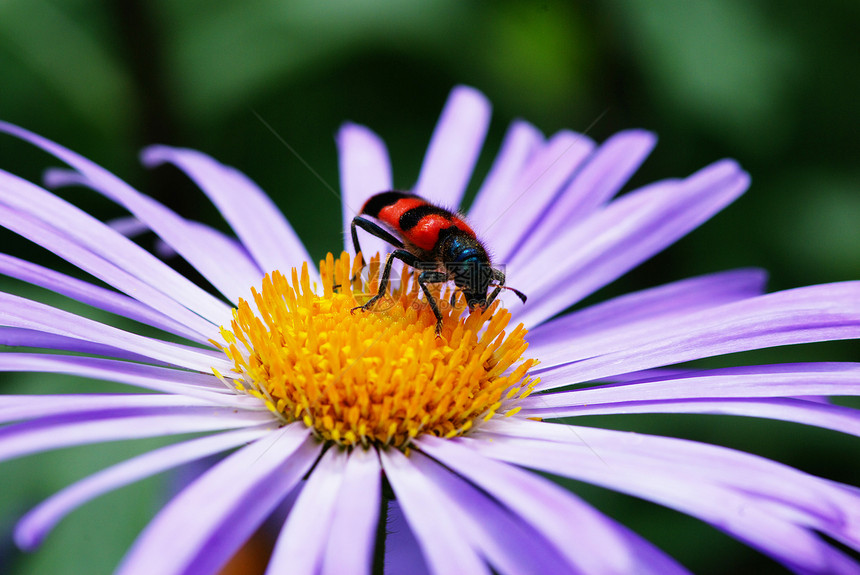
(351, 190), (526, 335)
(0, 85), (859, 575)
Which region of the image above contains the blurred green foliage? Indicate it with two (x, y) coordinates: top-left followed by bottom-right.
(0, 1), (858, 573)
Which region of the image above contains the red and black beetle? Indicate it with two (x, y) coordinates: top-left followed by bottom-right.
(350, 191), (526, 333)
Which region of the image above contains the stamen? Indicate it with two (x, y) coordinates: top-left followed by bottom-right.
(215, 252), (537, 449)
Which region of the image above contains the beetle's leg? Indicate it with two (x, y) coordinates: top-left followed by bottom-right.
(485, 286), (503, 306)
(484, 267), (506, 306)
(491, 267), (506, 284)
(352, 248), (421, 314)
(351, 216), (404, 269)
(417, 270), (449, 335)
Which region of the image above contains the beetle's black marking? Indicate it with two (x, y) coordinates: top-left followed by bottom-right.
(399, 204), (451, 231)
(362, 191), (413, 218)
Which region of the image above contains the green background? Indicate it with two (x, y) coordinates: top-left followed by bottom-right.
(1, 1), (858, 573)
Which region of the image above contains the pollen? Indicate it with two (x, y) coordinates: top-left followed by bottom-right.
(215, 252), (537, 450)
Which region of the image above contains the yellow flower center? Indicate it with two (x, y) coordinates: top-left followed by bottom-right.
(215, 252), (537, 449)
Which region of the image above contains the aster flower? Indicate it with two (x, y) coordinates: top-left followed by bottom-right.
(1, 85), (859, 575)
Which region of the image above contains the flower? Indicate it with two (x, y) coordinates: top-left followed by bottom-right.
(1, 85), (859, 575)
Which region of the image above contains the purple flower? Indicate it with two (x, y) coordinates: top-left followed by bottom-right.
(1, 85), (859, 574)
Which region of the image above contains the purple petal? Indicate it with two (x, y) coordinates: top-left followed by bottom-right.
(484, 130), (596, 263)
(529, 268), (768, 345)
(179, 220), (265, 286)
(321, 448), (381, 575)
(140, 218), (260, 272)
(0, 406), (274, 464)
(266, 448), (348, 575)
(510, 159), (750, 327)
(141, 146), (314, 280)
(380, 447), (490, 575)
(0, 176), (228, 333)
(533, 282), (860, 388)
(384, 500), (430, 575)
(15, 426), (270, 550)
(527, 363), (860, 407)
(417, 435), (690, 574)
(511, 129), (657, 264)
(106, 215), (151, 238)
(0, 252), (207, 343)
(409, 449), (574, 574)
(0, 160), (231, 327)
(413, 86), (491, 208)
(468, 120), (544, 233)
(43, 169), (264, 304)
(4, 352), (219, 388)
(116, 424), (317, 575)
(0, 327), (169, 363)
(472, 420), (860, 570)
(524, 396), (860, 437)
(0, 390), (253, 425)
(555, 129), (656, 217)
(337, 122), (393, 256)
(0, 292), (231, 373)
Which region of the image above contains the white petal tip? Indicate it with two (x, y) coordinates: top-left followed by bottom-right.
(336, 122), (376, 143)
(42, 167), (81, 189)
(609, 129), (658, 152)
(450, 85), (491, 110)
(140, 145), (177, 168)
(14, 523), (44, 552)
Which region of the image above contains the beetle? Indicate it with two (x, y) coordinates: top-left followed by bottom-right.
(350, 190), (526, 334)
